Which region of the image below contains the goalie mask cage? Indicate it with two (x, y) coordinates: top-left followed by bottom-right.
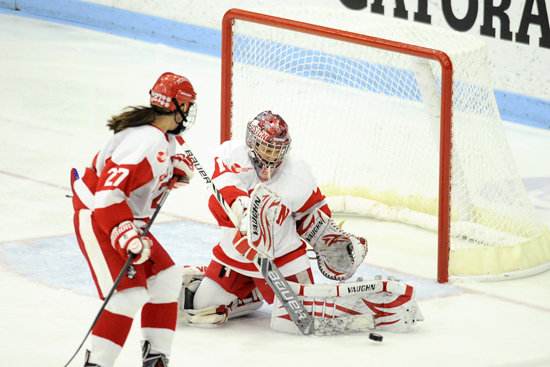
(220, 8), (550, 283)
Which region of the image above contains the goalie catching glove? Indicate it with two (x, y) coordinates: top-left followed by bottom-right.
(110, 220), (153, 265)
(298, 208), (367, 281)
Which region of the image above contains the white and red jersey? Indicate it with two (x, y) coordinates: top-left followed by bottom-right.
(73, 124), (177, 234)
(208, 140), (330, 278)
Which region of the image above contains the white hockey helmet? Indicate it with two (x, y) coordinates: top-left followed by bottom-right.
(246, 111), (291, 181)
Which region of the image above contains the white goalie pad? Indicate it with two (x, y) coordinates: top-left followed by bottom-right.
(181, 289), (264, 328)
(177, 265), (264, 327)
(177, 266), (207, 323)
(271, 276), (423, 335)
(180, 265), (207, 285)
(297, 208), (368, 281)
(246, 183), (282, 260)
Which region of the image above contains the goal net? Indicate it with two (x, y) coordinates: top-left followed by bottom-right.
(220, 8), (550, 283)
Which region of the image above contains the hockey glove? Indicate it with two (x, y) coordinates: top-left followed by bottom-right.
(232, 231), (259, 261)
(110, 220), (153, 265)
(231, 196), (250, 234)
(172, 153), (195, 189)
(298, 209), (367, 281)
(230, 196), (253, 259)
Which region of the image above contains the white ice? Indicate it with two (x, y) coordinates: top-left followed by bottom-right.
(1, 14), (550, 367)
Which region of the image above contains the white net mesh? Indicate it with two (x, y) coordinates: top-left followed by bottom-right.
(225, 8), (550, 280)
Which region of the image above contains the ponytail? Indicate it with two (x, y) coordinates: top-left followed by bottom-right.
(107, 105), (171, 133)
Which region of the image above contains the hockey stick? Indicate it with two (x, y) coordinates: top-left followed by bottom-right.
(174, 137), (316, 335)
(257, 256), (314, 334)
(64, 173), (177, 366)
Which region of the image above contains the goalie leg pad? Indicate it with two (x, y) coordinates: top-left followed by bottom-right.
(178, 266), (264, 327)
(227, 288), (263, 319)
(177, 266), (207, 323)
(181, 291), (263, 328)
(180, 265), (207, 285)
(178, 273), (231, 327)
(271, 276), (423, 335)
(184, 304), (230, 328)
(371, 276), (424, 332)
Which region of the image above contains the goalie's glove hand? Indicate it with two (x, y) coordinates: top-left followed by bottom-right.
(316, 232), (367, 281)
(343, 233), (368, 279)
(231, 196), (250, 234)
(110, 220), (153, 265)
(298, 209), (368, 281)
(172, 153), (195, 189)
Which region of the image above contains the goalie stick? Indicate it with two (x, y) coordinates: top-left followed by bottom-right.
(257, 256), (314, 334)
(175, 137), (374, 336)
(64, 171), (177, 366)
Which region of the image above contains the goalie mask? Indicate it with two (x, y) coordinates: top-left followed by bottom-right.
(150, 72), (197, 135)
(246, 111), (291, 181)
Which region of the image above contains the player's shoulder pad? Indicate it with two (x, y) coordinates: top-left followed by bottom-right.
(281, 154), (316, 183)
(111, 125), (167, 164)
(215, 140), (249, 162)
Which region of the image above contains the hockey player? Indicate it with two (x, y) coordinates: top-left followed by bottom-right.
(178, 111), (369, 327)
(71, 72), (197, 367)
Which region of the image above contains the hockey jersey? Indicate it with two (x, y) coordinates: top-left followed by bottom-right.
(72, 124), (177, 235)
(208, 140), (330, 277)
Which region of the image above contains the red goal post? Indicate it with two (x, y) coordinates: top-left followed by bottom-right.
(219, 8), (550, 283)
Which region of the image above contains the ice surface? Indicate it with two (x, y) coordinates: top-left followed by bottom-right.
(1, 14), (550, 367)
